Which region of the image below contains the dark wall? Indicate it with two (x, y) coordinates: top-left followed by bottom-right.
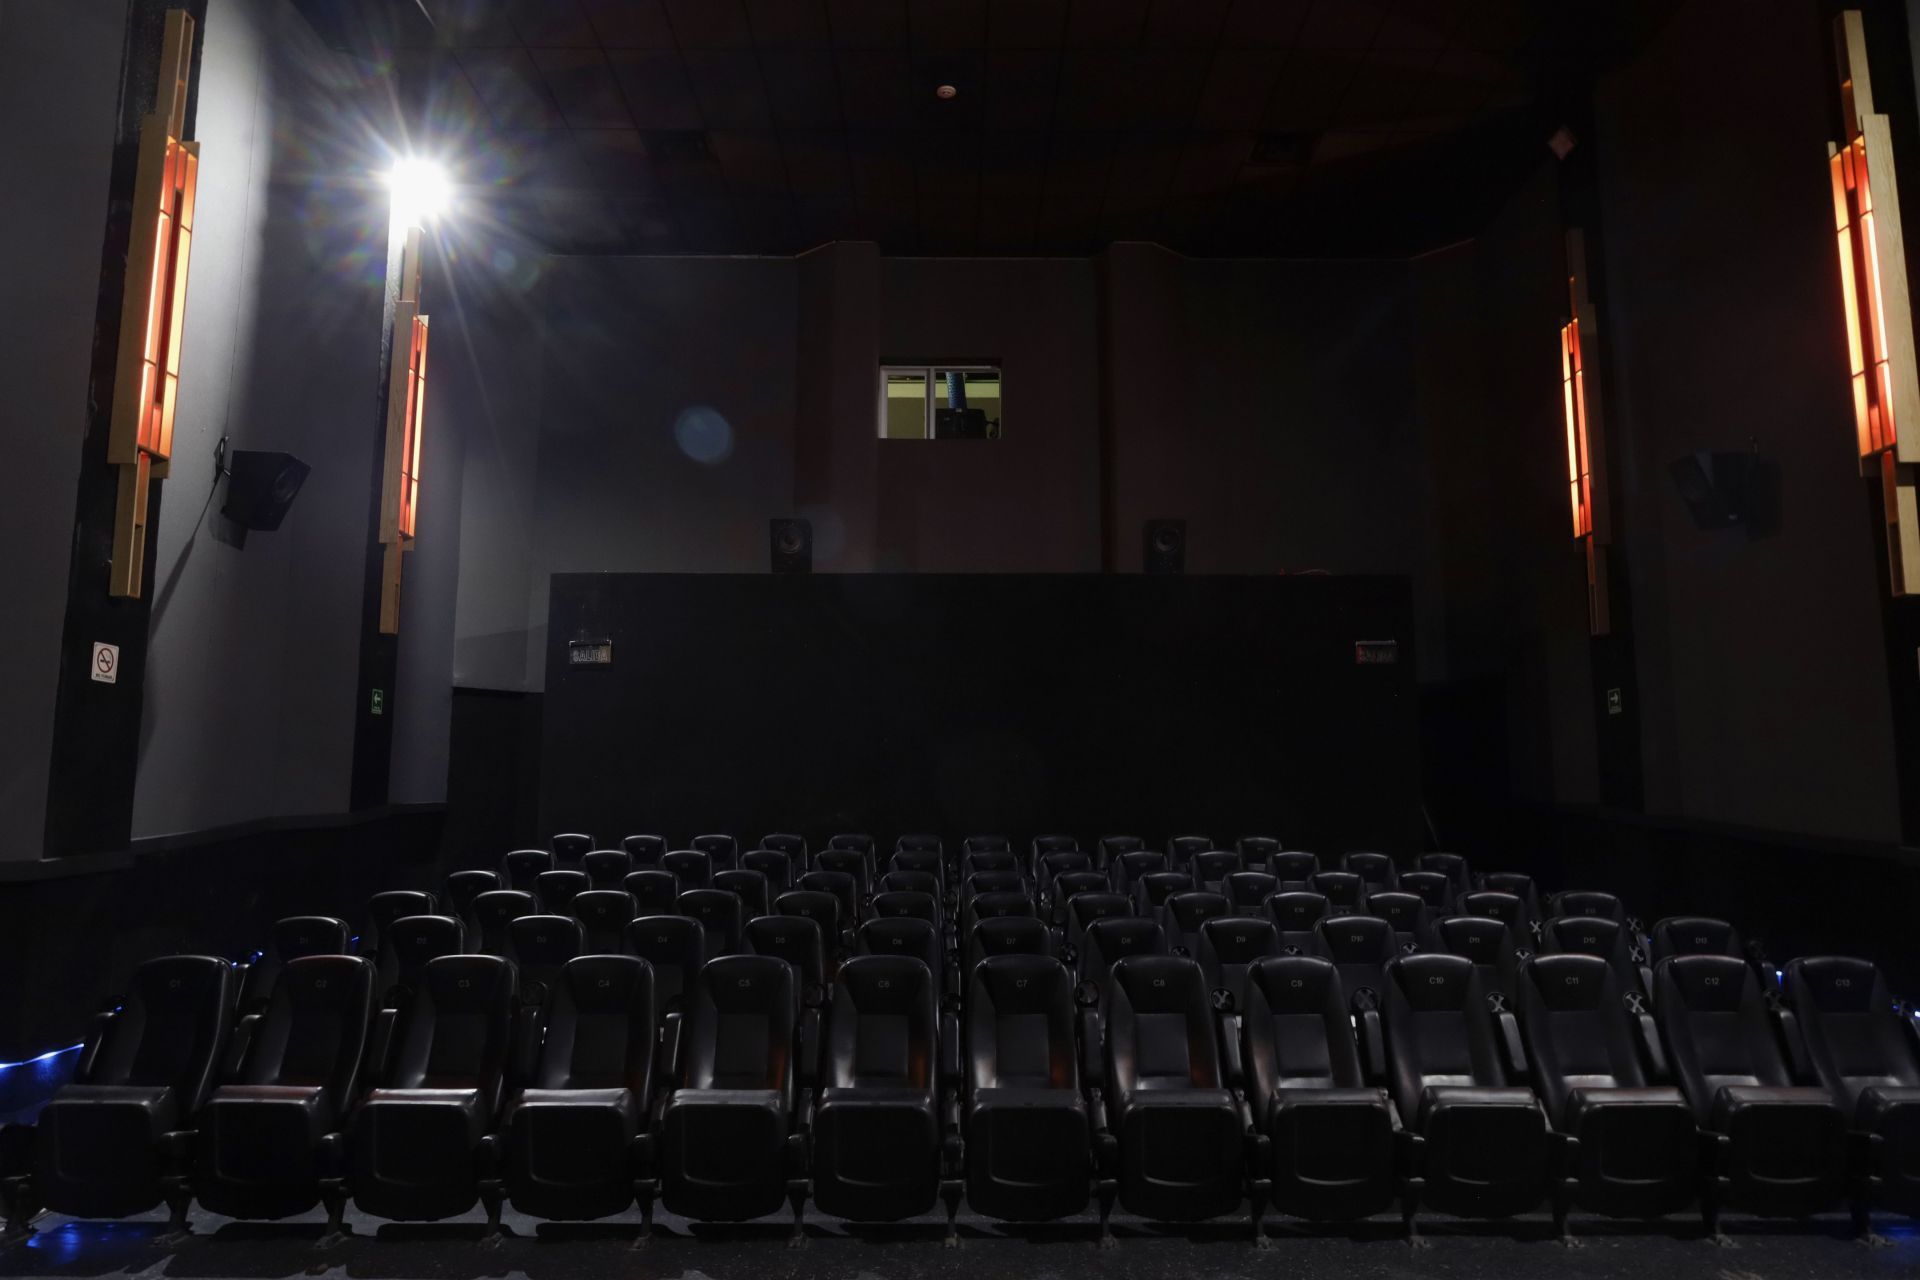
(541, 573), (1424, 849)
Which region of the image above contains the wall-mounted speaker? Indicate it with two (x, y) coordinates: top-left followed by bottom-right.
(770, 518), (812, 573)
(221, 450), (310, 531)
(1667, 449), (1779, 536)
(1144, 519), (1186, 574)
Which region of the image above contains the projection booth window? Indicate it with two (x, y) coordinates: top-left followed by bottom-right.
(879, 365), (1003, 439)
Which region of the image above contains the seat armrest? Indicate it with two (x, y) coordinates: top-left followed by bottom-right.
(77, 1009), (117, 1082)
(510, 1005), (544, 1092)
(1077, 1008), (1104, 1091)
(939, 1009), (962, 1085)
(223, 1012), (260, 1081)
(660, 1011), (685, 1088)
(1215, 1011), (1244, 1087)
(1772, 1006), (1814, 1083)
(796, 1008), (821, 1090)
(367, 1007), (398, 1087)
(1496, 1010), (1528, 1081)
(1356, 1008), (1386, 1083)
(1631, 1010), (1670, 1082)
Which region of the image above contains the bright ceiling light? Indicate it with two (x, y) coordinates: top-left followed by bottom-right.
(387, 157), (450, 231)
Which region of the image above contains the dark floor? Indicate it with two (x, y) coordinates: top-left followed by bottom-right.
(4, 1204), (1918, 1280)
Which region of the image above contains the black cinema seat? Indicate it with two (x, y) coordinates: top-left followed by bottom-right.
(1268, 891), (1331, 957)
(744, 848), (798, 892)
(1399, 871), (1454, 913)
(663, 850), (714, 892)
(1191, 850), (1241, 896)
(1077, 918), (1166, 1012)
(1100, 835), (1145, 867)
(582, 849), (632, 888)
(962, 850), (1019, 879)
(1111, 850), (1167, 896)
(715, 868), (772, 920)
(814, 849), (871, 904)
(1383, 953), (1549, 1232)
(1050, 871), (1108, 924)
(856, 918), (945, 993)
(1236, 836), (1280, 869)
(962, 889), (1035, 944)
(1, 956), (231, 1235)
(1477, 874), (1541, 935)
(1224, 871), (1279, 914)
(1064, 892), (1131, 958)
(1342, 851), (1398, 896)
(1368, 892), (1430, 953)
(775, 889), (846, 959)
(809, 955), (951, 1232)
(552, 833), (595, 865)
(798, 870), (859, 932)
(572, 889), (636, 954)
(444, 871), (500, 923)
(192, 955), (375, 1229)
(1134, 869), (1191, 917)
(691, 834), (738, 870)
(964, 835), (1011, 854)
(535, 869), (590, 915)
(1550, 890), (1626, 923)
(509, 914), (585, 1006)
(679, 888), (745, 957)
(888, 848), (945, 883)
(1788, 956), (1920, 1223)
(1460, 890), (1531, 944)
(1418, 852), (1472, 897)
(501, 955), (657, 1226)
(1167, 835), (1211, 867)
(964, 869), (1025, 903)
(966, 915), (1053, 977)
(364, 891), (435, 961)
(468, 890), (535, 957)
(761, 833), (808, 868)
(1515, 954), (1697, 1234)
(1308, 871), (1366, 916)
(1657, 954), (1846, 1231)
(1270, 851), (1320, 891)
(1542, 915), (1650, 997)
(1197, 917), (1280, 1085)
(237, 915), (351, 1015)
(870, 890), (941, 935)
(1651, 915), (1744, 963)
(622, 834), (667, 866)
(1100, 956), (1248, 1231)
(1241, 956), (1396, 1223)
(502, 849), (551, 893)
(1160, 890), (1227, 957)
(345, 954), (517, 1230)
(658, 955), (802, 1230)
(624, 869), (679, 917)
(964, 955), (1092, 1224)
(1429, 914), (1520, 1000)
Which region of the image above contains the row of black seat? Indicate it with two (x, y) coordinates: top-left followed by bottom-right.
(2, 832), (1915, 1250)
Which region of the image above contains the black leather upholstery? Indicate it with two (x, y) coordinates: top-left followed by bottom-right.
(1191, 850), (1241, 896)
(1167, 835), (1211, 867)
(1550, 890), (1625, 923)
(195, 955), (375, 1219)
(797, 870), (859, 928)
(774, 889), (843, 955)
(1065, 892), (1132, 954)
(1418, 853), (1472, 897)
(622, 835), (667, 867)
(1429, 915), (1519, 999)
(759, 833), (808, 868)
(964, 955), (1089, 1221)
(1789, 956), (1920, 1215)
(743, 848), (797, 892)
(1368, 892), (1430, 953)
(1268, 892), (1331, 958)
(1079, 918), (1166, 1011)
(239, 915), (351, 1014)
(1478, 873), (1541, 928)
(856, 918), (943, 989)
(551, 833), (595, 866)
(1270, 851), (1320, 891)
(1112, 850), (1167, 896)
(502, 849), (551, 893)
(1541, 916), (1645, 996)
(1342, 852), (1398, 895)
(1236, 836), (1280, 869)
(1307, 871), (1366, 915)
(812, 956), (941, 1221)
(624, 869), (679, 918)
(443, 872), (499, 924)
(1159, 890), (1228, 957)
(1399, 871), (1455, 913)
(1224, 871), (1279, 914)
(715, 869), (772, 920)
(377, 915), (466, 1008)
(679, 888), (745, 958)
(663, 850), (715, 892)
(1650, 916), (1744, 963)
(966, 916), (1053, 978)
(623, 916), (706, 1015)
(572, 889), (636, 954)
(744, 915), (827, 1005)
(691, 834), (738, 871)
(535, 869), (590, 915)
(1134, 870), (1193, 916)
(582, 849), (632, 888)
(814, 849), (871, 904)
(1316, 915), (1396, 1008)
(364, 891), (435, 961)
(1197, 917), (1279, 1012)
(468, 890), (536, 958)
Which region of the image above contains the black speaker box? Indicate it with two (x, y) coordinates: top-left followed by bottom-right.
(770, 518), (812, 573)
(222, 450), (311, 531)
(1144, 519), (1186, 574)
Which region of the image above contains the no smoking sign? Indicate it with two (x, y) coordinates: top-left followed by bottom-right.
(91, 642), (119, 685)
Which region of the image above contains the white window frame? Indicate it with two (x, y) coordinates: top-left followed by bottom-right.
(877, 363), (1002, 439)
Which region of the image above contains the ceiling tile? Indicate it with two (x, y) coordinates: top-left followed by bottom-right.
(847, 132), (919, 219)
(745, 0), (834, 46)
(574, 129), (658, 193)
(1261, 47), (1359, 130)
(664, 0), (755, 46)
(782, 131), (853, 195)
(1169, 132), (1253, 199)
(910, 0), (987, 47)
(917, 131), (980, 247)
(682, 48), (775, 128)
(578, 0), (678, 46)
(837, 49), (914, 127)
(429, 0), (518, 47)
(1065, 0), (1147, 47)
(710, 130), (792, 195)
(1373, 0), (1463, 49)
(532, 49), (634, 129)
(1297, 0), (1386, 48)
(761, 51), (844, 128)
(1038, 143), (1112, 241)
(608, 50), (705, 128)
(457, 47), (565, 129)
(1334, 46), (1438, 130)
(646, 131), (728, 197)
(674, 196), (744, 249)
(1194, 48), (1283, 130)
(509, 0), (597, 45)
(1099, 129), (1182, 218)
(611, 194), (682, 248)
(1219, 0), (1311, 47)
(1143, 0), (1231, 48)
(980, 49), (1058, 129)
(828, 0), (909, 46)
(987, 0), (1066, 46)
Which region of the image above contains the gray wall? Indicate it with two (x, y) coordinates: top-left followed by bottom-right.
(0, 0), (125, 861)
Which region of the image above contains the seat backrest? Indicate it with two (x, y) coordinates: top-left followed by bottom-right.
(878, 870), (940, 901)
(1039, 851), (1094, 885)
(1307, 871), (1366, 914)
(662, 850), (714, 891)
(86, 955), (232, 1112)
(823, 955), (936, 1093)
(1160, 890), (1229, 954)
(1419, 852), (1472, 895)
(1478, 872), (1540, 921)
(623, 915), (706, 1012)
(624, 869), (680, 917)
(1268, 891), (1332, 957)
(714, 868), (771, 919)
(897, 833), (943, 854)
(1134, 870), (1192, 915)
(1656, 954), (1789, 1120)
(743, 914), (826, 1001)
(1112, 850), (1167, 895)
(682, 955), (796, 1100)
(380, 915), (467, 1004)
(1460, 890), (1529, 939)
(622, 834), (667, 866)
(1788, 956), (1920, 1111)
(1224, 871), (1279, 913)
(1104, 956), (1221, 1111)
(1550, 890), (1624, 922)
(814, 848), (871, 899)
(963, 850), (1020, 879)
(1078, 918), (1166, 1007)
(1236, 836), (1280, 869)
(888, 849), (944, 882)
(1369, 891), (1429, 951)
(856, 917), (943, 983)
(243, 915), (352, 1011)
(551, 833), (595, 865)
(1342, 851), (1398, 894)
(509, 915), (585, 1001)
(1066, 891), (1132, 948)
(535, 954), (655, 1095)
(1242, 956), (1364, 1110)
(535, 868), (590, 914)
(760, 833), (808, 867)
(964, 834), (1011, 854)
(469, 890), (536, 956)
(796, 869), (858, 924)
(773, 889), (842, 946)
(678, 887), (745, 957)
(1052, 871), (1109, 918)
(965, 890), (1037, 939)
(871, 889), (941, 926)
(830, 832), (875, 855)
(386, 954), (517, 1114)
(365, 890), (436, 956)
(965, 869), (1025, 901)
(1271, 850), (1320, 888)
(966, 915), (1053, 975)
(572, 889), (637, 953)
(238, 955), (374, 1112)
(582, 849), (632, 888)
(968, 954), (1078, 1092)
(1541, 916), (1643, 994)
(1399, 870), (1455, 913)
(742, 848), (796, 892)
(1382, 953), (1506, 1120)
(444, 871), (499, 920)
(1650, 916), (1744, 963)
(1197, 916), (1280, 1008)
(502, 849), (551, 893)
(1316, 914), (1397, 1001)
(1430, 914), (1519, 997)
(1167, 835), (1211, 867)
(1191, 849), (1241, 893)
(691, 833), (738, 870)
(1516, 953), (1643, 1126)
(1100, 835), (1145, 867)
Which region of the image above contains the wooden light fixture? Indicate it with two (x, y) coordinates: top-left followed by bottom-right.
(107, 9), (198, 598)
(1560, 228), (1611, 635)
(1831, 9), (1920, 594)
(377, 225), (429, 634)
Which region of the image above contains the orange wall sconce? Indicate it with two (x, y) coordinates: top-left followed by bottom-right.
(377, 224), (429, 635)
(1560, 228), (1611, 635)
(107, 9), (198, 598)
(1831, 9), (1920, 594)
